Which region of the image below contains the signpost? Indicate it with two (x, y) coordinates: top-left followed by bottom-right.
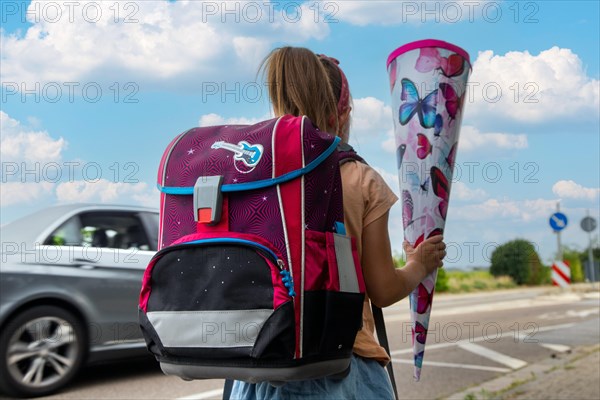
(580, 211), (597, 282)
(549, 203), (567, 260)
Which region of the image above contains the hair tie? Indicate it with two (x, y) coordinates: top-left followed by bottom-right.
(318, 54), (350, 117)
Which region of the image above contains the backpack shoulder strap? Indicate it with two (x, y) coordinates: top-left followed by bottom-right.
(337, 142), (366, 165)
(372, 305), (399, 400)
(337, 143), (399, 400)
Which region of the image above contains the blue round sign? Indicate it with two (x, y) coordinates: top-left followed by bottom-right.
(549, 212), (568, 231)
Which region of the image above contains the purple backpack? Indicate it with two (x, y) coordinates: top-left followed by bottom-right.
(139, 115), (365, 383)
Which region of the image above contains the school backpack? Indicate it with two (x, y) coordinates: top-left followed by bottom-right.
(138, 114), (366, 383)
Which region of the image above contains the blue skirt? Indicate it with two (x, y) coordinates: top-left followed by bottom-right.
(230, 355), (395, 400)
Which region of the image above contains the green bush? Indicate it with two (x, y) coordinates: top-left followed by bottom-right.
(393, 252), (406, 269)
(539, 264), (552, 285)
(563, 249), (584, 283)
(435, 267), (449, 292)
(490, 239), (544, 285)
(473, 280), (487, 290)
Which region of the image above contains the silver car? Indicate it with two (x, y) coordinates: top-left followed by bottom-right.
(0, 204), (158, 397)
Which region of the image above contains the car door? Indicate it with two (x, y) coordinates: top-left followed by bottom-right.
(40, 210), (155, 349)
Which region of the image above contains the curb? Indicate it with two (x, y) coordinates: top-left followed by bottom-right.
(444, 344), (600, 400)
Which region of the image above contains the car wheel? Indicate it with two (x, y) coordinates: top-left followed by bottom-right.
(0, 305), (87, 398)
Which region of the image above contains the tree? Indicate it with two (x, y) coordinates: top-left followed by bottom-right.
(490, 239), (544, 285)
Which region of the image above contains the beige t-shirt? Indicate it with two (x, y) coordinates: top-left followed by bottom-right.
(340, 160), (399, 365)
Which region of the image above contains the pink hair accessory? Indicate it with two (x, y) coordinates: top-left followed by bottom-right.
(318, 54), (350, 116)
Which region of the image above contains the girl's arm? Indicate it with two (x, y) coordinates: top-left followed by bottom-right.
(361, 211), (445, 308)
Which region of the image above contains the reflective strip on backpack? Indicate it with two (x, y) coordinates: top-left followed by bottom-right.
(333, 233), (361, 293)
(147, 309), (273, 348)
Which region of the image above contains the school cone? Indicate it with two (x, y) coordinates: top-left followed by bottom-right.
(386, 39), (471, 381)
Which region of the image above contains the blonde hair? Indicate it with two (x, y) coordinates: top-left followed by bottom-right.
(259, 47), (342, 135)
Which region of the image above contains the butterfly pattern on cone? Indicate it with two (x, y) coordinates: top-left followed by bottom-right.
(388, 40), (471, 381)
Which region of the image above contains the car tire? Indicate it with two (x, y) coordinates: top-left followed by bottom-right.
(0, 305), (87, 398)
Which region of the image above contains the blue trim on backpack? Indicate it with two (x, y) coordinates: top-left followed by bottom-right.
(183, 238), (280, 263)
(158, 136), (341, 195)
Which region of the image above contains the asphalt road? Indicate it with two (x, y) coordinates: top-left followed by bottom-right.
(7, 286), (599, 400)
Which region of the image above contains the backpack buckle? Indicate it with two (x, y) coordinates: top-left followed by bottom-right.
(193, 176), (223, 225)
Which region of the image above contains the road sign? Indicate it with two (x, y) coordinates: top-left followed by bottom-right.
(581, 216), (597, 232)
(549, 212), (568, 231)
(551, 260), (571, 287)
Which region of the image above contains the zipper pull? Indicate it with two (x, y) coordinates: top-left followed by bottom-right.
(277, 259), (285, 271)
(278, 259), (296, 297)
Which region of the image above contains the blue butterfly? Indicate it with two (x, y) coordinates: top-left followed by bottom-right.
(433, 114), (443, 138)
(399, 78), (439, 129)
(406, 171), (430, 194)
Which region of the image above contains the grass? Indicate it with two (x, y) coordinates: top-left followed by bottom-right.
(462, 374), (536, 400)
(444, 270), (516, 293)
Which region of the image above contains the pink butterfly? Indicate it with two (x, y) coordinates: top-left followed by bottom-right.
(439, 83), (463, 120)
(414, 321), (428, 344)
(389, 58), (398, 91)
(431, 166), (450, 220)
(439, 54), (465, 77)
(416, 48), (465, 78)
(417, 133), (432, 159)
(415, 48), (442, 73)
(416, 283), (433, 314)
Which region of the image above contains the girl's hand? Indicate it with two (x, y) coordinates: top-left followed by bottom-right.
(403, 236), (446, 276)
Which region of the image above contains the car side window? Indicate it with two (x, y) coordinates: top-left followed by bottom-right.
(79, 211), (152, 250)
(44, 216), (83, 246)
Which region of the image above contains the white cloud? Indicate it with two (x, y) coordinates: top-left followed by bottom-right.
(55, 179), (156, 206)
(349, 97), (394, 152)
(552, 180), (600, 200)
(198, 113), (271, 127)
(329, 0), (494, 26)
(232, 36), (270, 67)
(0, 182), (54, 207)
(468, 47), (600, 123)
(1, 1), (329, 86)
(459, 125), (528, 152)
(451, 181), (488, 201)
(452, 198), (557, 222)
(0, 112), (159, 209)
(0, 111), (67, 163)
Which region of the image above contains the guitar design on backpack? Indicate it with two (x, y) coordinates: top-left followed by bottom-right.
(211, 140), (264, 169)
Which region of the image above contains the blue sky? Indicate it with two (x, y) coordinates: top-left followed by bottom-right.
(1, 0), (599, 267)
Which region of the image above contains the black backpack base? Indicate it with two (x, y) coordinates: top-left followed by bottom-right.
(160, 358), (351, 383)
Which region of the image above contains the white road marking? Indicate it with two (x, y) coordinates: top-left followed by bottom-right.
(383, 296), (582, 322)
(458, 342), (527, 370)
(539, 308), (599, 320)
(540, 343), (571, 353)
(177, 388), (223, 400)
(567, 308), (600, 318)
(392, 359), (511, 373)
(390, 322), (576, 356)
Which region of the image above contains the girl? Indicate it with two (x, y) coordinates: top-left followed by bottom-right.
(230, 46), (446, 400)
